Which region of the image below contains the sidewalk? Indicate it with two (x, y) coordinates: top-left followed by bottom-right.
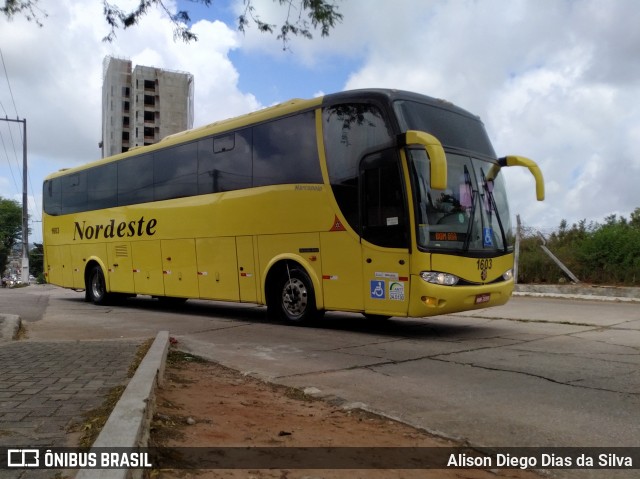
(0, 337), (142, 447)
(514, 283), (640, 302)
(0, 313), (168, 479)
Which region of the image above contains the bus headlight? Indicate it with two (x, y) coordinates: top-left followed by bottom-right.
(502, 269), (514, 281)
(420, 271), (459, 286)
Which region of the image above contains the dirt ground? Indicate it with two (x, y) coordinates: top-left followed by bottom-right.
(149, 349), (544, 479)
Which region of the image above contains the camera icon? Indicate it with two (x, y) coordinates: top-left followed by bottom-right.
(7, 449), (40, 467)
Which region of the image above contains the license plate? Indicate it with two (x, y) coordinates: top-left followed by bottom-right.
(475, 293), (491, 304)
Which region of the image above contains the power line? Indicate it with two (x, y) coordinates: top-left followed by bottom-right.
(0, 48), (41, 223)
(0, 109), (21, 194)
(0, 48), (24, 195)
(0, 48), (20, 118)
(0, 117), (41, 224)
(0, 114), (23, 191)
(0, 115), (29, 283)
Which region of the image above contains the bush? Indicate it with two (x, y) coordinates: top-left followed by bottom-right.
(518, 208), (640, 285)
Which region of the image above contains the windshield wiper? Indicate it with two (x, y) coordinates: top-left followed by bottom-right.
(462, 165), (476, 251)
(481, 167), (508, 252)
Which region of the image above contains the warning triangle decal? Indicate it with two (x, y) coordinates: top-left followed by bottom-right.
(329, 215), (347, 232)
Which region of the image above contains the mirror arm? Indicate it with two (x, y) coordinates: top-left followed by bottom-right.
(497, 155), (545, 201)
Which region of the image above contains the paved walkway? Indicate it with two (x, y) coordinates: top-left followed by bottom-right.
(0, 316), (142, 478)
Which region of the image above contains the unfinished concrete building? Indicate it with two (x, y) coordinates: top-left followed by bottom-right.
(101, 56), (194, 157)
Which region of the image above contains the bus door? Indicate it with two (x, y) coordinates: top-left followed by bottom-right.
(320, 229), (363, 312)
(161, 239), (198, 298)
(131, 240), (164, 296)
(236, 236), (258, 302)
(196, 237), (240, 301)
(46, 245), (72, 288)
(360, 149), (411, 316)
(107, 243), (134, 293)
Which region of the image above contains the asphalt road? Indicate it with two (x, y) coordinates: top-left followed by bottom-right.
(2, 284), (639, 479)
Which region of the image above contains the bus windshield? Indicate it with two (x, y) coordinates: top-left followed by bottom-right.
(394, 99), (496, 157)
(408, 150), (513, 253)
(394, 98), (513, 253)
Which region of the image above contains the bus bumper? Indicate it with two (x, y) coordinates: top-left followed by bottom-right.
(407, 276), (515, 318)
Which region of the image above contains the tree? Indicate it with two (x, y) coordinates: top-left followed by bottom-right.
(0, 198), (22, 277)
(630, 207), (640, 229)
(29, 243), (44, 281)
(0, 0), (46, 26)
(3, 0), (342, 47)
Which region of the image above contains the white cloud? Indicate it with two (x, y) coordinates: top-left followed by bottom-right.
(337, 0), (640, 229)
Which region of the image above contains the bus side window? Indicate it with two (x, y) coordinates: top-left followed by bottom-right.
(87, 163), (117, 211)
(118, 154), (154, 206)
(252, 111), (321, 187)
(198, 129), (252, 194)
(214, 134), (235, 153)
(61, 172), (88, 215)
(323, 103), (394, 234)
(154, 142), (198, 201)
(43, 178), (62, 216)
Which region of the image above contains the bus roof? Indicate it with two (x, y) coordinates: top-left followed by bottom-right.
(45, 88), (476, 181)
(323, 88), (480, 119)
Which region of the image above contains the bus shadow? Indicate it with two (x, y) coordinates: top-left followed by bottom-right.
(311, 312), (492, 340)
(61, 295), (496, 341)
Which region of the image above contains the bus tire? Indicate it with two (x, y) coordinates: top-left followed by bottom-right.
(86, 265), (109, 305)
(270, 266), (320, 324)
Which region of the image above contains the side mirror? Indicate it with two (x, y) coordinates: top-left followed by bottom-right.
(498, 155), (545, 201)
(403, 130), (447, 190)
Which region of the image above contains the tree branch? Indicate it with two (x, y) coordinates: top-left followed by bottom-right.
(102, 0), (212, 43)
(0, 0), (47, 27)
(2, 0), (341, 46)
(239, 0), (342, 50)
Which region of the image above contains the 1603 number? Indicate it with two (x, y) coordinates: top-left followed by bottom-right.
(476, 258), (493, 270)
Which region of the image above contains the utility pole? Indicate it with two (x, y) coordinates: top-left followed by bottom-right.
(537, 231), (580, 284)
(1, 117), (29, 284)
(514, 215), (521, 284)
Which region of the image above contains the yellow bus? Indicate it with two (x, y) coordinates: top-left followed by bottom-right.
(43, 89), (543, 323)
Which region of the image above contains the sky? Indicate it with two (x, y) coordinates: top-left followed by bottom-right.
(1, 0), (639, 244)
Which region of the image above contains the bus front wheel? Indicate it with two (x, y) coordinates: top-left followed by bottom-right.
(270, 266), (320, 324)
(86, 265), (109, 305)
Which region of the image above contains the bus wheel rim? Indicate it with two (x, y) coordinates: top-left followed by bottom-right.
(282, 278), (307, 318)
(91, 271), (104, 300)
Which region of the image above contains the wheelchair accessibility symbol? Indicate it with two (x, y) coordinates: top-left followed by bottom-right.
(483, 227), (493, 247)
(370, 280), (386, 299)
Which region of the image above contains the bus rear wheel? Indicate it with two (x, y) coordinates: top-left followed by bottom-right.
(270, 266), (320, 324)
(86, 265), (109, 305)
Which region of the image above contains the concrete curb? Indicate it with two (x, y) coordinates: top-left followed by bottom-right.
(514, 284), (640, 303)
(75, 330), (169, 479)
(513, 291), (640, 302)
(0, 313), (21, 341)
